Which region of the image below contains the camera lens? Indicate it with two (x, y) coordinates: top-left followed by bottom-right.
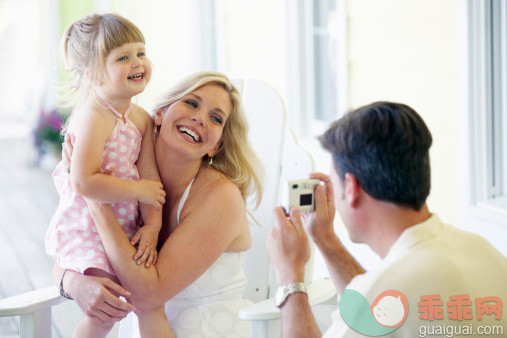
(292, 184), (298, 189)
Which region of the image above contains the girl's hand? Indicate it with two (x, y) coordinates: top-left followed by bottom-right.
(130, 225), (159, 267)
(136, 179), (166, 210)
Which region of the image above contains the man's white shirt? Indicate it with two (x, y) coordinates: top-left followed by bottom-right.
(323, 214), (507, 337)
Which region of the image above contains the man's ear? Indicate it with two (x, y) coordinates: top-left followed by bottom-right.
(344, 172), (360, 208)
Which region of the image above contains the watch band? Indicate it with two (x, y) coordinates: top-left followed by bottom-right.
(58, 269), (74, 300)
(275, 282), (307, 308)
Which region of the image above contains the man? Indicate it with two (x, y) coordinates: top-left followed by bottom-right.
(267, 101), (507, 337)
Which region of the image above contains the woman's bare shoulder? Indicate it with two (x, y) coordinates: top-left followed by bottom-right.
(178, 168), (250, 251)
(185, 169), (246, 216)
(200, 169), (242, 199)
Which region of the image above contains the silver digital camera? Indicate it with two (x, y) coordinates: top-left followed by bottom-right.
(283, 178), (321, 213)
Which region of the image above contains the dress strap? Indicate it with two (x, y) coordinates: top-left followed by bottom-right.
(176, 178), (195, 225)
(99, 96), (131, 122)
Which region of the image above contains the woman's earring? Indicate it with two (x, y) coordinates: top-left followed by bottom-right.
(209, 156), (213, 167)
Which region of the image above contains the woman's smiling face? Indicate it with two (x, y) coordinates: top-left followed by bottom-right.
(156, 84), (232, 160)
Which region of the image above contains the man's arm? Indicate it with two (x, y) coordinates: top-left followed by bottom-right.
(306, 172), (365, 294)
(281, 293), (321, 338)
(314, 231), (365, 294)
(268, 207), (321, 338)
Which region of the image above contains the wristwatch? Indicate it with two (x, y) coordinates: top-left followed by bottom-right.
(274, 282), (307, 308)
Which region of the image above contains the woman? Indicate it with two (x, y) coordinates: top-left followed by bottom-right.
(57, 71), (263, 337)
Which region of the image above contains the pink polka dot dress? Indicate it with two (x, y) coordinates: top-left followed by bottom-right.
(45, 102), (142, 275)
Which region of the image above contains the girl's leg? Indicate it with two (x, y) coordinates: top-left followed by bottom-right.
(136, 306), (175, 338)
(72, 268), (120, 338)
(73, 316), (115, 338)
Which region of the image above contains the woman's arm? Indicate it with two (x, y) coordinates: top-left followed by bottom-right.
(86, 179), (247, 312)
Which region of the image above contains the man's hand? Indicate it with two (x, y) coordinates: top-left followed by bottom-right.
(303, 172), (336, 246)
(130, 225), (159, 267)
(268, 207), (311, 286)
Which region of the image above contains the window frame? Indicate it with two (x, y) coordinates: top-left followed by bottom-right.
(285, 0), (348, 138)
(459, 0), (507, 254)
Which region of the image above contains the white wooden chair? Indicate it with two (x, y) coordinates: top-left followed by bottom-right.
(0, 79), (336, 338)
(233, 80), (336, 338)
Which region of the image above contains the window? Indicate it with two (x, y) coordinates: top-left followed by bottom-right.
(461, 0), (507, 254)
(312, 0), (340, 122)
(285, 0), (354, 279)
(190, 0), (222, 71)
(286, 0), (348, 137)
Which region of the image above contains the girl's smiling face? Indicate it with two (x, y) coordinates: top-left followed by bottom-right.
(156, 84), (232, 160)
(100, 42), (152, 99)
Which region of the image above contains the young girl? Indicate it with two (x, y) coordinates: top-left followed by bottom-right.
(45, 13), (173, 338)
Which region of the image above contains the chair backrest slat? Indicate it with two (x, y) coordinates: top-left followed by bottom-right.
(234, 78), (286, 303)
(236, 79), (316, 302)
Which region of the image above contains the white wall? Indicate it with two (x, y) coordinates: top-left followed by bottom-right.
(205, 0), (462, 274)
(108, 0), (289, 115)
(218, 0), (289, 107)
(216, 0), (460, 228)
(346, 0), (459, 227)
(108, 1), (216, 111)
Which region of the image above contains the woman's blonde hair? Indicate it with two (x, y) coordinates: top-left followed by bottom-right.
(153, 71), (264, 208)
(58, 13), (145, 130)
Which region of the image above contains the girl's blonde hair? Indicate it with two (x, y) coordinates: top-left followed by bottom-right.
(153, 71), (264, 208)
(59, 13), (145, 128)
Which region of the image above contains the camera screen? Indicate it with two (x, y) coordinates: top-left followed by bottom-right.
(300, 193), (312, 206)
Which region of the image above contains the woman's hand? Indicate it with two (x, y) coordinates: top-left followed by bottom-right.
(64, 269), (135, 324)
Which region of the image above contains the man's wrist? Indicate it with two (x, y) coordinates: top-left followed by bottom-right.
(274, 282), (308, 308)
(313, 231), (341, 253)
(276, 269), (305, 286)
